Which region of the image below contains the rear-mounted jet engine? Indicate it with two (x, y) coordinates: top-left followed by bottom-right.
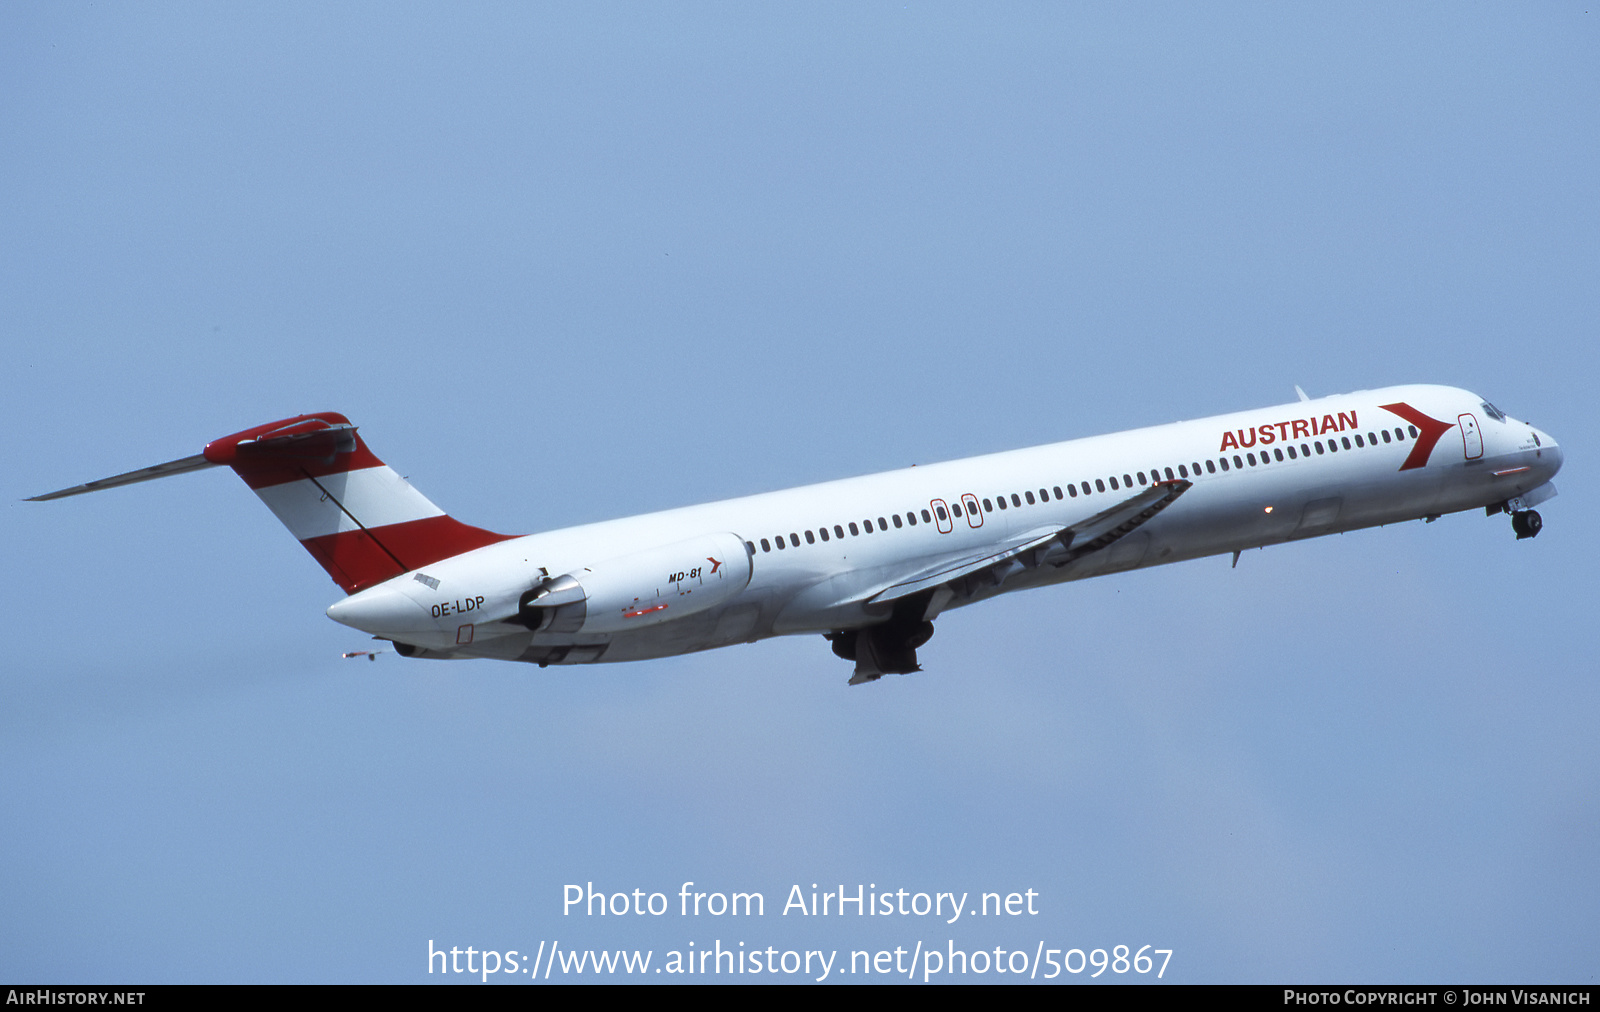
(517, 532), (753, 635)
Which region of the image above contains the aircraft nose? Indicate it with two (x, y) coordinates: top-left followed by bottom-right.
(1533, 427), (1562, 478)
(1544, 440), (1563, 476)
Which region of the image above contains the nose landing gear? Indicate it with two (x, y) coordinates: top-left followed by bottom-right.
(1511, 510), (1542, 540)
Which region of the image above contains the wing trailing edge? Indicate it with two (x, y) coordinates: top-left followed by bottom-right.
(867, 479), (1192, 607)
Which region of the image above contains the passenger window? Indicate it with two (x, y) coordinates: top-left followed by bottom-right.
(1245, 454), (1256, 467)
(1191, 461), (1202, 474)
(1053, 486), (1063, 499)
(1408, 425), (1418, 438)
(935, 506), (948, 521)
(1300, 443), (1309, 456)
(1095, 479), (1106, 492)
(1395, 427), (1405, 440)
(907, 512), (917, 526)
(1219, 458), (1229, 472)
(1274, 448), (1284, 462)
(863, 520), (873, 533)
(997, 496), (1008, 510)
(1039, 488), (1049, 501)
(1178, 464), (1189, 478)
(1342, 437), (1352, 450)
(950, 503), (961, 517)
(809, 530), (818, 544)
(1067, 485), (1078, 498)
(1109, 477), (1120, 490)
(1381, 430), (1391, 443)
(760, 538), (771, 552)
(1165, 468), (1175, 481)
(892, 515), (903, 528)
(1025, 491), (1035, 505)
(848, 522), (859, 536)
(1205, 461), (1216, 474)
(775, 536), (786, 550)
(1138, 471), (1148, 483)
(1123, 473), (1133, 487)
(1354, 434), (1365, 447)
(834, 525), (844, 538)
(1232, 456), (1242, 469)
(1314, 441), (1324, 454)
(1081, 482), (1092, 496)
(921, 509), (932, 523)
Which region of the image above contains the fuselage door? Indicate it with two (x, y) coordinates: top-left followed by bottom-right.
(1459, 413), (1483, 460)
(961, 493), (983, 528)
(931, 498), (954, 534)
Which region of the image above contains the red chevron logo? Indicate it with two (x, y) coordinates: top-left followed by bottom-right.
(1380, 402), (1455, 471)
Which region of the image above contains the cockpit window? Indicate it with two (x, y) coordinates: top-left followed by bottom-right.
(1481, 402), (1507, 422)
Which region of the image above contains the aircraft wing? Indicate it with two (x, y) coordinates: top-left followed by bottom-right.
(866, 479), (1192, 606)
(866, 524), (1070, 605)
(1049, 478), (1192, 564)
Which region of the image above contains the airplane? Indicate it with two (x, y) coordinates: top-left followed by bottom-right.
(29, 384), (1561, 684)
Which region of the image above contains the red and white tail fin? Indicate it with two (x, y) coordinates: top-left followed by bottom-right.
(29, 412), (515, 594)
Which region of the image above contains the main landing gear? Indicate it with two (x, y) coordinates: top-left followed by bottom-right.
(827, 590), (938, 685)
(1511, 509), (1542, 540)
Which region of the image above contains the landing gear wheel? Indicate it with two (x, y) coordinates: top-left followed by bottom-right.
(1511, 509), (1542, 540)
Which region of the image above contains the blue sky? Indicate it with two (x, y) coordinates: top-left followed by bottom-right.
(4, 3), (1596, 983)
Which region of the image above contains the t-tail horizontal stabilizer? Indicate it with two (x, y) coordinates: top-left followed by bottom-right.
(26, 454), (218, 501)
(28, 413), (515, 594)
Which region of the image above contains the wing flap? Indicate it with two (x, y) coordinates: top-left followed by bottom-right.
(867, 525), (1067, 605)
(1050, 478), (1191, 565)
(864, 479), (1192, 606)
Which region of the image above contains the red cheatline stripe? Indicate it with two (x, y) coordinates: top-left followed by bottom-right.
(302, 515), (518, 594)
(229, 444), (386, 490)
(203, 412), (388, 489)
(1380, 402), (1455, 471)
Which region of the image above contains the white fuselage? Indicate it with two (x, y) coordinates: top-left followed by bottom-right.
(326, 385), (1561, 667)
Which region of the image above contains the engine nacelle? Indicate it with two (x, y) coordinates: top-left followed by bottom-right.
(520, 532), (753, 635)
